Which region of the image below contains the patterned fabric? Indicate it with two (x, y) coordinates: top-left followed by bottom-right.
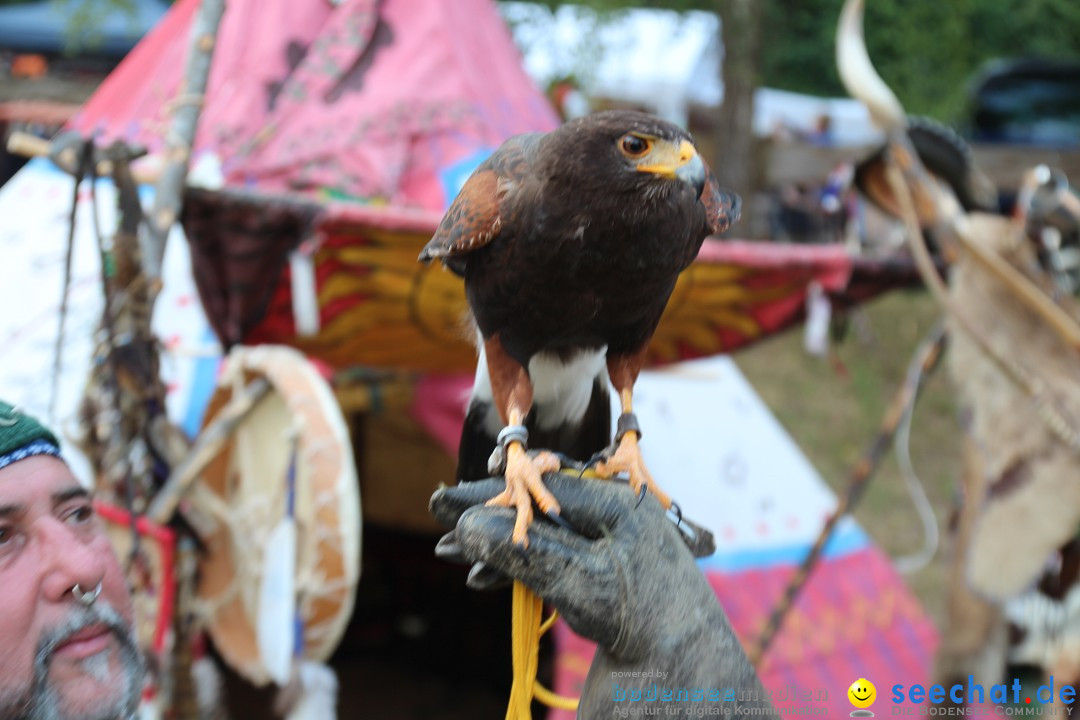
(551, 544), (939, 719)
(0, 439), (62, 472)
(70, 0), (559, 209)
(0, 401), (61, 471)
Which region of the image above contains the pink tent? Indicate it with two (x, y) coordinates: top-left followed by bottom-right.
(72, 0), (558, 210)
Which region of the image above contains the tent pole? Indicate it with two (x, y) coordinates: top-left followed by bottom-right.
(140, 0), (226, 289)
(136, 2), (225, 716)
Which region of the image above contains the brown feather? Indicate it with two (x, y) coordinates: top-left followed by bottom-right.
(417, 133), (545, 271)
(418, 169), (502, 261)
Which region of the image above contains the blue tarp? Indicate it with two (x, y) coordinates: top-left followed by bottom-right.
(0, 0), (168, 58)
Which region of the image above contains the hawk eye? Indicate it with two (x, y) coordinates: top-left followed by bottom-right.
(619, 134), (651, 157)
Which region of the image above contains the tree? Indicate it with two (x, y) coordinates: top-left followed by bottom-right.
(760, 0), (1080, 122)
(510, 0), (1080, 124)
(714, 0), (762, 204)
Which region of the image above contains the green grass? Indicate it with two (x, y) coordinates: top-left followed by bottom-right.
(734, 289), (964, 628)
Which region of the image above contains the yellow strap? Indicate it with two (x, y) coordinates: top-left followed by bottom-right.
(534, 682), (581, 711)
(506, 581), (580, 718)
(538, 609), (559, 636)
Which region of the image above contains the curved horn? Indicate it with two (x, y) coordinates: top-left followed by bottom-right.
(836, 0), (907, 131)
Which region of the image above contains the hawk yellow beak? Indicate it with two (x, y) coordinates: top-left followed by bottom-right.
(636, 139), (698, 179)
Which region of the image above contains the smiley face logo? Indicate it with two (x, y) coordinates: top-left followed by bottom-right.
(848, 678), (876, 709)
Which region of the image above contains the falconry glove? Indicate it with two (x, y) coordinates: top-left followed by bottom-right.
(429, 473), (771, 717)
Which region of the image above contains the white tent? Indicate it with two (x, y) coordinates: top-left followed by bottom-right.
(0, 159), (219, 482)
(501, 2), (721, 126)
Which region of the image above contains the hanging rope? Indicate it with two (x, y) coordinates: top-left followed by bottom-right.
(49, 142), (92, 423)
(892, 334), (942, 575)
(90, 148), (150, 566)
(504, 463), (596, 717)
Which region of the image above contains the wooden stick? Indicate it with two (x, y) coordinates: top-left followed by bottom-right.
(5, 130), (50, 158)
(140, 0), (226, 285)
(952, 221), (1080, 352)
(7, 130), (163, 185)
(146, 378), (271, 525)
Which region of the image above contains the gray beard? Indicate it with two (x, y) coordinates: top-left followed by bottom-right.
(0, 602), (146, 720)
(79, 647), (113, 685)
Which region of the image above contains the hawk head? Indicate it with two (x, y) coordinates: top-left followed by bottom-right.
(543, 110), (708, 203)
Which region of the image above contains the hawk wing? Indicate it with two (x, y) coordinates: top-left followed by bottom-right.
(418, 133), (545, 276)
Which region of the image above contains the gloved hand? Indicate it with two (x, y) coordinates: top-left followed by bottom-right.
(429, 472), (771, 718)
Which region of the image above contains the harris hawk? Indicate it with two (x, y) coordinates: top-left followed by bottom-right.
(419, 110), (740, 546)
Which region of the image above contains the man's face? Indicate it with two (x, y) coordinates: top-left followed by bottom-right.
(0, 455), (144, 720)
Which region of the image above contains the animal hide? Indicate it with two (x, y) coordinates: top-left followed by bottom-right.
(946, 214), (1080, 601)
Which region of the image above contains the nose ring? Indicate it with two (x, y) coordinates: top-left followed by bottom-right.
(72, 583), (102, 606)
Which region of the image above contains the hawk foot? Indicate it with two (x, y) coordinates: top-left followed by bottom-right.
(594, 431), (673, 509)
(485, 444), (562, 548)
